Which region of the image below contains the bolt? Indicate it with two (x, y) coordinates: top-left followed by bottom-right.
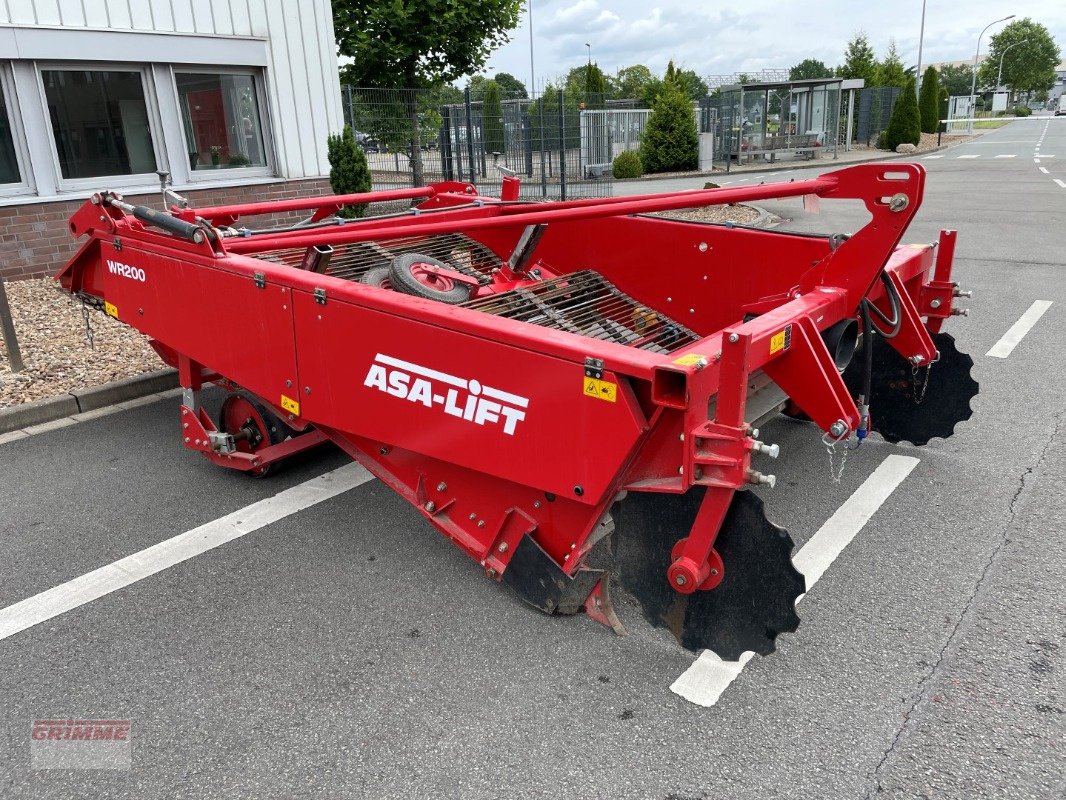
(930, 299), (942, 309)
(287, 414), (295, 421)
(183, 422), (188, 429)
(436, 482), (447, 492)
(533, 500), (541, 509)
(679, 433), (685, 441)
(910, 355), (925, 365)
(678, 466), (684, 475)
(710, 568), (718, 576)
(689, 308), (695, 314)
(498, 542), (509, 553)
(753, 441), (780, 459)
(424, 501), (436, 513)
(379, 446), (389, 455)
(750, 427), (760, 438)
(953, 308), (970, 316)
(194, 439), (201, 446)
(486, 568), (498, 578)
(477, 520), (486, 528)
(285, 379), (292, 388)
(675, 574), (687, 586)
(830, 421), (848, 438)
(666, 297), (672, 303)
(304, 386), (311, 395)
(184, 437), (190, 443)
(728, 333), (739, 343)
(469, 513), (477, 520)
(954, 288), (972, 298)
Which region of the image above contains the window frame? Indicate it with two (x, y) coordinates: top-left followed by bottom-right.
(34, 62), (168, 192)
(171, 65), (275, 183)
(0, 64), (36, 198)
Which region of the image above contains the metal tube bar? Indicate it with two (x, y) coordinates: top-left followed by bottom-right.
(0, 279), (24, 373)
(191, 187), (436, 221)
(225, 176), (836, 253)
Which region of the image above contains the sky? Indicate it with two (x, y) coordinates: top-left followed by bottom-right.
(478, 0), (1066, 88)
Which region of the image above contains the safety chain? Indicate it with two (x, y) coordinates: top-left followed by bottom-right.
(79, 297), (95, 350)
(822, 425), (850, 483)
(911, 352), (940, 404)
(825, 437), (849, 483)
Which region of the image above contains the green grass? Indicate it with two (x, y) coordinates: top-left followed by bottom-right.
(972, 119), (1012, 129)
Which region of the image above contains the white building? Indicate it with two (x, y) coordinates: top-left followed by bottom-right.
(0, 0), (343, 280)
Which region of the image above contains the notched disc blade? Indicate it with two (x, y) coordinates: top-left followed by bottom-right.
(844, 331), (979, 446)
(612, 489), (805, 660)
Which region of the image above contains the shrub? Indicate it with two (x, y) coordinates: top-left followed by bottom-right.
(326, 125), (371, 218)
(882, 76), (921, 150)
(612, 150), (643, 178)
(919, 66), (940, 134)
(482, 80), (505, 155)
(639, 63), (698, 173)
(1013, 106), (1032, 117)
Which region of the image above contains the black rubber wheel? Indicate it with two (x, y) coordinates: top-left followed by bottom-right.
(361, 266), (393, 289)
(218, 392), (294, 478)
(388, 252), (472, 304)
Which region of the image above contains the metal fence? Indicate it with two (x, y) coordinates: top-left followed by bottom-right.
(856, 87), (901, 145)
(341, 85), (613, 200)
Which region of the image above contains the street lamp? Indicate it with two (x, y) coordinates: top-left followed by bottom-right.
(915, 0), (927, 99)
(585, 42), (591, 65)
(997, 38), (1029, 90)
(969, 14), (1014, 132)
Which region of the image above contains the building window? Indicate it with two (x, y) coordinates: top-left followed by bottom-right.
(176, 72), (267, 171)
(0, 79), (20, 184)
(41, 69), (156, 180)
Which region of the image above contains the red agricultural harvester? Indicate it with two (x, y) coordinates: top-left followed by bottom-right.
(57, 165), (977, 659)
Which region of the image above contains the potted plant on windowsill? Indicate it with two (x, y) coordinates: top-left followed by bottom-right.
(227, 153), (252, 168)
(210, 145), (222, 167)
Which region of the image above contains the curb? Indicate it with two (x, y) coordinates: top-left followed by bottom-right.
(0, 368), (178, 435)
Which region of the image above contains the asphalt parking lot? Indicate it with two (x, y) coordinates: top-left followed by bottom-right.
(1, 118), (1064, 798)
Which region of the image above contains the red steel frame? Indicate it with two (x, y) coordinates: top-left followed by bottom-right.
(57, 164), (963, 614)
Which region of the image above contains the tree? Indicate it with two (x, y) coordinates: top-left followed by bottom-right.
(492, 72), (528, 99)
(977, 18), (1061, 95)
(530, 82), (580, 151)
(838, 32), (879, 85)
(326, 125), (371, 217)
(919, 66), (940, 133)
(468, 74), (489, 102)
(584, 62), (609, 109)
(482, 80), (505, 154)
(333, 0), (523, 186)
(882, 76), (921, 150)
(790, 58), (834, 80)
(640, 61), (698, 173)
(937, 63), (974, 98)
(879, 40), (908, 89)
(674, 68), (709, 100)
(615, 64), (654, 100)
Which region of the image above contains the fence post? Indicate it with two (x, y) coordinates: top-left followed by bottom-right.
(440, 106), (454, 181)
(0, 279), (24, 373)
(558, 98), (567, 201)
(464, 86), (477, 186)
(523, 113), (533, 178)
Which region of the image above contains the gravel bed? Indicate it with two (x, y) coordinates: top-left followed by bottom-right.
(649, 203), (761, 225)
(0, 278), (160, 408)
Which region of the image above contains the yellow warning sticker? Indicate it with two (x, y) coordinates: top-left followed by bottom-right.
(104, 301), (118, 318)
(770, 325), (792, 355)
(672, 353), (707, 367)
(280, 394), (301, 416)
(583, 377), (617, 403)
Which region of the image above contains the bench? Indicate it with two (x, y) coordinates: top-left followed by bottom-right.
(739, 132), (823, 163)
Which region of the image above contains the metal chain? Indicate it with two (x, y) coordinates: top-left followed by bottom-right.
(825, 437), (849, 483)
(911, 363), (932, 404)
(80, 297), (95, 350)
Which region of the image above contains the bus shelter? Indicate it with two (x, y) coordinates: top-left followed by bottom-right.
(712, 77), (863, 166)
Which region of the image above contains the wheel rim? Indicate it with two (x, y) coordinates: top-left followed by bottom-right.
(409, 262), (456, 293)
(219, 396), (272, 476)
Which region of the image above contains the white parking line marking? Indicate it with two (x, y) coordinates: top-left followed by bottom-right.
(1040, 167), (1050, 174)
(987, 300), (1053, 358)
(923, 155), (943, 159)
(670, 454), (920, 707)
(1055, 179), (1066, 189)
(994, 154), (1016, 158)
(957, 154), (980, 159)
(0, 462), (374, 642)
